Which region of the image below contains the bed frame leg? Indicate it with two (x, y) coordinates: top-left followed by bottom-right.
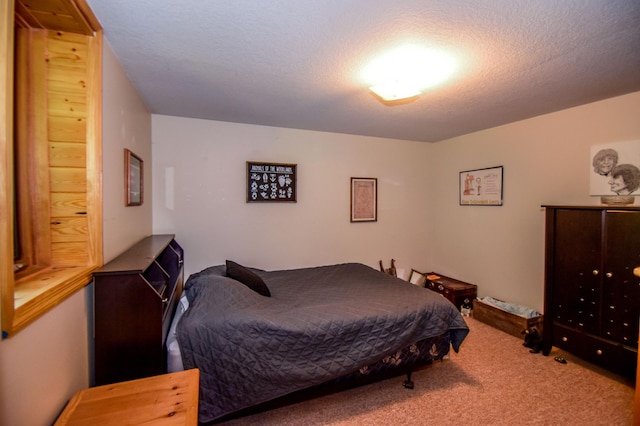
(403, 371), (414, 389)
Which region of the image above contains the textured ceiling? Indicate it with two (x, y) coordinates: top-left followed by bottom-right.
(86, 0), (640, 143)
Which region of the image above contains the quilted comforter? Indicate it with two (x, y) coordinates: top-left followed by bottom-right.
(177, 263), (469, 422)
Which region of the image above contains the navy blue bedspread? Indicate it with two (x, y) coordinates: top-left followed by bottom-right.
(177, 263), (469, 422)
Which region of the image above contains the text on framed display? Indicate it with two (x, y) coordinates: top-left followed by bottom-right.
(459, 166), (503, 206)
(247, 161), (297, 202)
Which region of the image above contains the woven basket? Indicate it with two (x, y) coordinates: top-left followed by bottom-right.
(600, 196), (635, 206)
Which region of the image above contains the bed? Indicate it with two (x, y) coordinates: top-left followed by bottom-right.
(169, 261), (469, 423)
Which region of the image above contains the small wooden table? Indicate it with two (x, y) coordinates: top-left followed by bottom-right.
(55, 369), (199, 425)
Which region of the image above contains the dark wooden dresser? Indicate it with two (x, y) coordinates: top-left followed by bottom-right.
(93, 235), (184, 385)
(542, 206), (639, 377)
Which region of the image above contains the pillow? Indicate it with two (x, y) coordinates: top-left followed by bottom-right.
(225, 260), (271, 297)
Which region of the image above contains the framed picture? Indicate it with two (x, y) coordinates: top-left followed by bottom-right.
(459, 166), (503, 206)
(351, 177), (377, 222)
(247, 161), (297, 202)
(409, 269), (426, 287)
(125, 149), (143, 206)
(589, 141), (640, 196)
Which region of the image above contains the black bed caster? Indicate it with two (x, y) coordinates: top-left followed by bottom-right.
(403, 371), (414, 389)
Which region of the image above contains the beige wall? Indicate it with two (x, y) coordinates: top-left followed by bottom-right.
(428, 92), (640, 311)
(0, 290), (89, 426)
(152, 91), (640, 313)
(151, 118), (433, 279)
(0, 40), (152, 426)
(100, 40), (153, 261)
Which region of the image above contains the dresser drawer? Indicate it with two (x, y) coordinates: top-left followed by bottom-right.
(553, 322), (637, 377)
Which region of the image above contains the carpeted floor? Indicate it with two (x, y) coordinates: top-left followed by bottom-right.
(219, 317), (635, 425)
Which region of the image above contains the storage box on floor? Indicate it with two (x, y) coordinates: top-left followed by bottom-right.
(424, 273), (477, 310)
(473, 298), (543, 338)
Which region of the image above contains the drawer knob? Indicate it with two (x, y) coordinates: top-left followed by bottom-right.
(562, 337), (568, 342)
(596, 349), (603, 355)
(634, 266), (640, 277)
(438, 285), (444, 291)
(605, 272), (613, 278)
(592, 270), (599, 276)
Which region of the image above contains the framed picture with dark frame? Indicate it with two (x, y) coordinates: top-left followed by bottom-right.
(246, 161), (297, 202)
(350, 177), (377, 222)
(459, 166), (503, 206)
(125, 149), (143, 206)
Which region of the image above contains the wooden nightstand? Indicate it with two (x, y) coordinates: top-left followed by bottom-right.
(55, 369), (199, 425)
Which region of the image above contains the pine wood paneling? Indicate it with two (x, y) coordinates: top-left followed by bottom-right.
(84, 31), (102, 268)
(50, 167), (87, 192)
(50, 192), (86, 216)
(47, 32), (88, 96)
(26, 28), (53, 266)
(15, 0), (94, 35)
(12, 28), (35, 269)
(48, 63), (87, 91)
(47, 31), (88, 61)
(49, 141), (86, 167)
(48, 92), (86, 117)
(52, 241), (89, 266)
(49, 115), (87, 142)
(51, 217), (87, 243)
(4, 0), (102, 336)
(1, 0), (16, 332)
(48, 65), (87, 91)
(46, 28), (92, 276)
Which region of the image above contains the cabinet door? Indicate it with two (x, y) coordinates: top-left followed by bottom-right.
(602, 210), (640, 348)
(552, 209), (602, 333)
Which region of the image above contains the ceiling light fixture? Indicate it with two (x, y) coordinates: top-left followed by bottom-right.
(369, 80), (421, 102)
(363, 44), (457, 104)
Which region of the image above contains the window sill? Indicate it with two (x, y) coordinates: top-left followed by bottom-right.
(6, 266), (96, 336)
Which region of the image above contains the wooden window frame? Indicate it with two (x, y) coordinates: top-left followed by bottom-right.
(1, 0), (103, 337)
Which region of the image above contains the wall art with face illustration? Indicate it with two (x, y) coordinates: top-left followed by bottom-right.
(590, 141), (640, 196)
